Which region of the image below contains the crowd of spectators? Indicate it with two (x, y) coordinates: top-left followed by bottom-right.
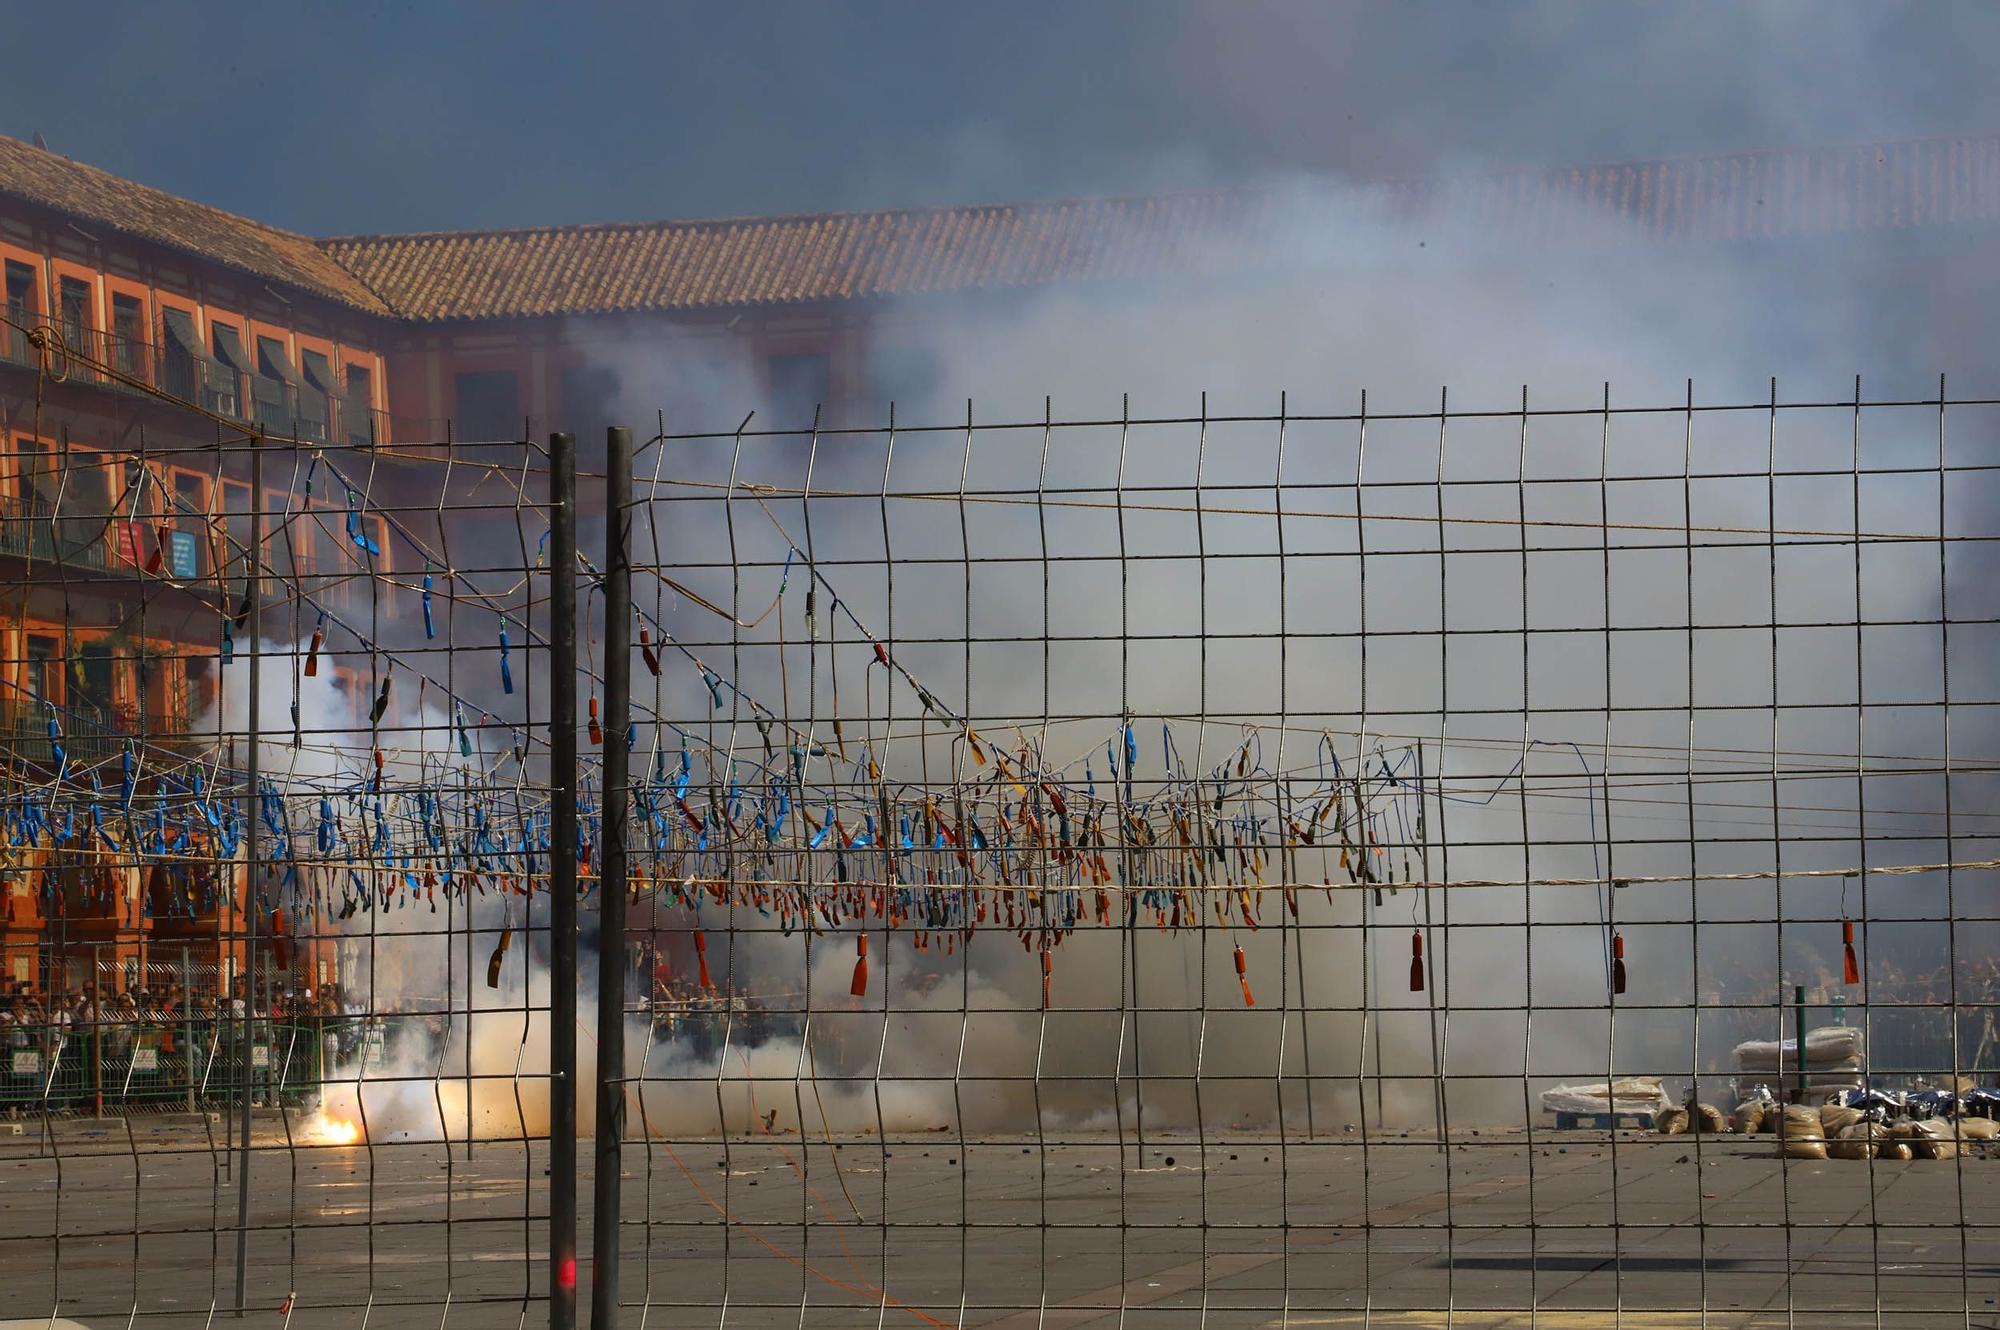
(640, 978), (778, 1058)
(2, 978), (360, 1106)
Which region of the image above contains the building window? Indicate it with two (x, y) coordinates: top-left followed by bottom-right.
(453, 369), (521, 441)
(58, 277), (91, 356)
(25, 633), (59, 710)
(559, 364), (621, 452)
(342, 362), (375, 446)
(220, 478), (252, 584)
(3, 261), (34, 363)
(766, 352), (831, 429)
(14, 436), (58, 515)
(13, 438), (59, 564)
(111, 293), (147, 379)
(171, 470), (206, 578)
(253, 335), (299, 434)
(72, 641), (116, 725)
(59, 451), (116, 566)
(868, 343), (941, 410)
(158, 307), (208, 401)
(209, 321), (250, 418)
(298, 350), (337, 443)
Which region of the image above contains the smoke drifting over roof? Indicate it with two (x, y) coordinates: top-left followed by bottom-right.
(7, 3), (1997, 232)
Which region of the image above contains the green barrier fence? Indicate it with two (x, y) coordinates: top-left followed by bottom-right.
(0, 1018), (346, 1115)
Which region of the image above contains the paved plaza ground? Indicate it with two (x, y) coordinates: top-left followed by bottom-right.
(1, 1117), (1995, 1328)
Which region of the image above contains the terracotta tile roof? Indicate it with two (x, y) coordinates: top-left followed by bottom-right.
(1380, 133), (2000, 244)
(322, 134), (2000, 324)
(0, 134), (391, 314)
(318, 191), (1264, 323)
(7, 131), (1996, 326)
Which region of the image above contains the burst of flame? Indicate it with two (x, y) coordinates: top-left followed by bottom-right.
(306, 1109), (364, 1145)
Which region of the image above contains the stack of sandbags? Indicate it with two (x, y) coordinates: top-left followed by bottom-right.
(1889, 1116), (1998, 1157)
(1779, 1104), (1829, 1160)
(1733, 1027), (1866, 1094)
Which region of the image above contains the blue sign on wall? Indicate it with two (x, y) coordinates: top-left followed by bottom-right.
(168, 530), (198, 579)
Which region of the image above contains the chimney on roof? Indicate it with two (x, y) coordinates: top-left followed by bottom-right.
(32, 132), (47, 151)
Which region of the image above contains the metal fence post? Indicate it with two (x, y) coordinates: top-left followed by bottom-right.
(183, 944), (195, 1113)
(591, 425), (632, 1326)
(92, 942), (103, 1118)
(233, 426), (263, 1316)
(548, 431), (580, 1330)
(1794, 983), (1808, 1101)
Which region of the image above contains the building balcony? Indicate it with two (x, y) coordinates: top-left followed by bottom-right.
(0, 490), (111, 571)
(5, 701), (162, 769)
(2, 319), (387, 446)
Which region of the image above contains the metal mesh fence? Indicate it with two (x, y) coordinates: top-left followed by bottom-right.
(1, 355), (1997, 1327)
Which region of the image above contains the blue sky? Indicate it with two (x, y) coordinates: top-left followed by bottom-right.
(5, 2), (1995, 236)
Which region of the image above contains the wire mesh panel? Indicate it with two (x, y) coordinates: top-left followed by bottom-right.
(610, 390), (1998, 1329)
(0, 362), (1997, 1329)
(0, 327), (577, 1326)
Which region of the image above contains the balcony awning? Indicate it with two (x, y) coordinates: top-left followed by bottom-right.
(257, 336), (300, 387)
(210, 323), (249, 373)
(160, 308), (203, 356)
(300, 349), (338, 395)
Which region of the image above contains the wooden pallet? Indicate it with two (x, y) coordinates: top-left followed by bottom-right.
(1550, 1111), (1655, 1131)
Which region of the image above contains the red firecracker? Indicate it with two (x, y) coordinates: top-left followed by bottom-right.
(1409, 930), (1425, 993)
(1612, 932), (1627, 995)
(1234, 945), (1256, 1007)
(850, 934), (869, 997)
(1842, 918), (1860, 986)
(639, 624), (660, 676)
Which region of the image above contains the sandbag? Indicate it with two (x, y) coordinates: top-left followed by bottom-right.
(1819, 1104), (1866, 1135)
(1952, 1116), (1998, 1141)
(1881, 1141), (1914, 1161)
(1690, 1103), (1728, 1134)
(1733, 1102), (1766, 1135)
(1780, 1104), (1828, 1160)
(1655, 1105), (1688, 1136)
(1900, 1118), (1961, 1160)
(1829, 1122), (1884, 1161)
(1540, 1077), (1674, 1118)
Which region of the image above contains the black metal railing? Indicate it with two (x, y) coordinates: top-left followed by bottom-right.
(0, 489), (112, 570)
(6, 317), (386, 445)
